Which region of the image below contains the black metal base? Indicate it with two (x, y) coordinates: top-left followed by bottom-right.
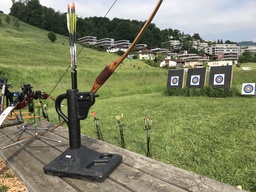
(43, 145), (122, 181)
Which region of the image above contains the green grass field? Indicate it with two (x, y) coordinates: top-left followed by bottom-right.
(1, 13), (256, 191)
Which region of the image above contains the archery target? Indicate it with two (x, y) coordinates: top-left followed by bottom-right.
(171, 76), (179, 86)
(209, 66), (233, 88)
(214, 74), (225, 85)
(166, 69), (185, 88)
(190, 75), (200, 86)
(186, 68), (206, 88)
(241, 83), (256, 95)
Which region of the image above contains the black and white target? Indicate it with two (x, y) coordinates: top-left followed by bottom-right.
(241, 83), (256, 95)
(166, 69), (185, 88)
(209, 66), (233, 88)
(214, 74), (225, 85)
(171, 76), (179, 86)
(190, 75), (200, 86)
(186, 68), (206, 88)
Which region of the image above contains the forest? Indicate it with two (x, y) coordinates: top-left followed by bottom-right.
(6, 0), (203, 49)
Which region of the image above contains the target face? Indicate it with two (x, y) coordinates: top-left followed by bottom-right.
(214, 74), (225, 85)
(244, 85), (253, 93)
(170, 76), (179, 86)
(190, 75), (200, 86)
(241, 83), (256, 95)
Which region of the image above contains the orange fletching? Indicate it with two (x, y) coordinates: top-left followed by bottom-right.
(92, 112), (97, 117)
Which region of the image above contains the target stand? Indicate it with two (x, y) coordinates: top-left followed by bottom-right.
(43, 89), (122, 181)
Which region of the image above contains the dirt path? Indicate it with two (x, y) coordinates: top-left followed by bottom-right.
(0, 158), (28, 192)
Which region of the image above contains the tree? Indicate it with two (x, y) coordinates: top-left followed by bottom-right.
(192, 33), (201, 40)
(172, 29), (181, 40)
(26, 0), (43, 27)
(10, 2), (29, 22)
(239, 50), (254, 63)
(48, 31), (57, 42)
(0, 19), (2, 26)
(225, 40), (237, 44)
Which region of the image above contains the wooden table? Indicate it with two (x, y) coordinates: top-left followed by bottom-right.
(0, 120), (246, 192)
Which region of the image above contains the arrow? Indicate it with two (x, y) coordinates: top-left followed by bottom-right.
(92, 112), (104, 141)
(67, 2), (77, 89)
(90, 0), (163, 93)
(144, 117), (152, 157)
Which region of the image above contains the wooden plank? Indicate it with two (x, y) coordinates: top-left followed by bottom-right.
(0, 124), (131, 192)
(109, 164), (186, 192)
(80, 137), (244, 192)
(35, 125), (183, 191)
(0, 121), (248, 192)
(32, 122), (186, 191)
(0, 128), (77, 192)
(43, 121), (246, 192)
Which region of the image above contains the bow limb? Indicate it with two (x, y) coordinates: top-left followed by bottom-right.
(90, 0), (163, 94)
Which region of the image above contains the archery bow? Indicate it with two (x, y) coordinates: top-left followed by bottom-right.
(90, 0), (163, 93)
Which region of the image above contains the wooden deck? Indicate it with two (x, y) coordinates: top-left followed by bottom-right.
(0, 120), (246, 192)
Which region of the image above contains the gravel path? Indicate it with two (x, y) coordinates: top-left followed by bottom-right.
(0, 158), (28, 192)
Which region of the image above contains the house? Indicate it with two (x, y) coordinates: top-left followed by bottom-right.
(137, 49), (155, 60)
(159, 59), (177, 68)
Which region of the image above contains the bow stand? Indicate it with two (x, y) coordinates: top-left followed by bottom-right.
(44, 0), (163, 181)
(43, 2), (122, 181)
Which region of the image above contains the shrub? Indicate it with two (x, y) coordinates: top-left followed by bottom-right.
(236, 63), (241, 68)
(47, 31), (57, 43)
(164, 86), (240, 97)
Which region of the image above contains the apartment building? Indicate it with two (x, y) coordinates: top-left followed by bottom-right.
(240, 46), (256, 54)
(96, 38), (114, 48)
(192, 40), (208, 51)
(168, 40), (181, 49)
(204, 44), (240, 61)
(78, 36), (97, 45)
(114, 40), (131, 48)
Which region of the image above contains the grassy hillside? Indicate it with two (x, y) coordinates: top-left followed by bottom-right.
(0, 13), (167, 98)
(1, 13), (256, 191)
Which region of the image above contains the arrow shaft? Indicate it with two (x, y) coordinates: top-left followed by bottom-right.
(67, 2), (77, 89)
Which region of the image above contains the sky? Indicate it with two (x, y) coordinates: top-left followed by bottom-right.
(1, 0), (256, 42)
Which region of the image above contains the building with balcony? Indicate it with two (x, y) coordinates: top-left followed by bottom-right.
(78, 36), (97, 45)
(96, 38), (114, 48)
(192, 40), (208, 51)
(114, 40), (131, 48)
(168, 40), (181, 49)
(240, 46), (256, 55)
(204, 44), (240, 56)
